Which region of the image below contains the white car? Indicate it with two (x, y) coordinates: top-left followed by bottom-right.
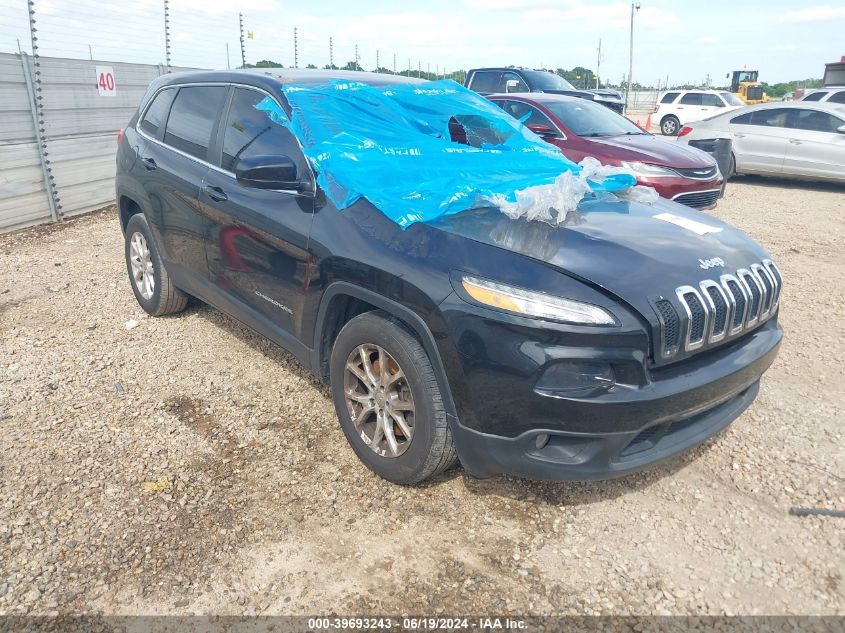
(676, 101), (845, 183)
(799, 88), (845, 104)
(653, 89), (745, 136)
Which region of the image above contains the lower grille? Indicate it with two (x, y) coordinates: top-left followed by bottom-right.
(672, 189), (721, 209)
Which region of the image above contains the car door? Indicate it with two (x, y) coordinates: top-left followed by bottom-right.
(675, 92), (704, 124)
(727, 108), (791, 174)
(699, 93), (725, 120)
(498, 71), (530, 94)
(782, 108), (845, 179)
(200, 86), (316, 349)
(137, 85), (227, 284)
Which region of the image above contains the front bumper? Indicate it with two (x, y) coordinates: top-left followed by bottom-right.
(443, 304), (781, 480)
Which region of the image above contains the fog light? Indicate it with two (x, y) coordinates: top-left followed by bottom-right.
(535, 361), (615, 397)
(535, 433), (550, 450)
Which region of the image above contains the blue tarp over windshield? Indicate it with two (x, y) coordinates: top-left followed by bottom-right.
(258, 79), (635, 228)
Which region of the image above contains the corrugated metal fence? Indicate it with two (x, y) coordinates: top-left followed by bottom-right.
(0, 53), (187, 233)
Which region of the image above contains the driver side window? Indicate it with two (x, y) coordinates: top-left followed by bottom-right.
(220, 88), (307, 174)
(498, 72), (529, 94)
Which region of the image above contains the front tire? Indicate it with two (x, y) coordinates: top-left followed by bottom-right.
(661, 115), (680, 136)
(124, 213), (188, 316)
(330, 311), (458, 484)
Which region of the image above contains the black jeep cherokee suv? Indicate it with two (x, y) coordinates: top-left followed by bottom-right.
(116, 69), (782, 484)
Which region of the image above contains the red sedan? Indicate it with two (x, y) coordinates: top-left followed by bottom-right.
(488, 93), (723, 210)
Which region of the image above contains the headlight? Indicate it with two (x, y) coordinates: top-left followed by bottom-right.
(621, 161), (679, 178)
(460, 276), (617, 326)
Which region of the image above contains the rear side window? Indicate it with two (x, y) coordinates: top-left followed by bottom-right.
(468, 71), (502, 94)
(221, 88), (305, 172)
(140, 88), (174, 137)
(679, 93), (703, 106)
(164, 86), (227, 160)
(660, 92), (680, 103)
(828, 91), (845, 104)
(802, 91), (827, 102)
(792, 109), (842, 133)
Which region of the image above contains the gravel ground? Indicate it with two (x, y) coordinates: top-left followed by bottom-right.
(0, 176), (843, 618)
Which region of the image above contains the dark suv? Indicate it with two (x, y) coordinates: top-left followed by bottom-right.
(466, 67), (625, 113)
(117, 69), (782, 484)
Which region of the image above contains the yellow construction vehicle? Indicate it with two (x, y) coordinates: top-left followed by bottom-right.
(728, 69), (769, 104)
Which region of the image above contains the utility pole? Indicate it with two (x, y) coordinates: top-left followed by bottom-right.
(239, 12), (246, 69)
(417, 60), (421, 79)
(226, 43), (230, 69)
(354, 43), (359, 70)
(393, 53), (396, 74)
(376, 49), (379, 73)
(329, 37), (333, 68)
(88, 44), (93, 61)
(595, 38), (602, 89)
(626, 3), (641, 112)
(164, 0), (172, 72)
(293, 26), (298, 68)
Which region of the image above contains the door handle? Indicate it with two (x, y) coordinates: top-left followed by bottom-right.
(789, 139), (802, 145)
(734, 133), (745, 139)
(204, 185), (228, 202)
(140, 157), (157, 170)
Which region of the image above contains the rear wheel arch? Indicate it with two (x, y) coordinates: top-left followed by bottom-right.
(312, 282), (458, 419)
(118, 195), (143, 234)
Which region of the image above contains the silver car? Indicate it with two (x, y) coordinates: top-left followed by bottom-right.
(677, 102), (845, 182)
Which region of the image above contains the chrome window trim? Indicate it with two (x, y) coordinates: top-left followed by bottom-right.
(675, 285), (709, 352)
(135, 81), (316, 196)
(719, 273), (748, 336)
(699, 279), (729, 343)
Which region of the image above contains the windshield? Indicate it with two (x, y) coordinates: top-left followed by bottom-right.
(522, 70), (576, 91)
(736, 70), (758, 83)
(720, 91), (745, 106)
(542, 99), (645, 137)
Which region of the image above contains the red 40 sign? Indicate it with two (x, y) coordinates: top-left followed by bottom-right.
(96, 66), (116, 96)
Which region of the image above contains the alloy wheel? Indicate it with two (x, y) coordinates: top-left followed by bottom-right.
(343, 344), (415, 458)
(129, 231), (155, 300)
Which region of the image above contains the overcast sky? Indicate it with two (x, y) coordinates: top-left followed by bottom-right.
(1, 0), (843, 85)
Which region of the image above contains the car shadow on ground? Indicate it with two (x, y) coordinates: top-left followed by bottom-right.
(730, 174), (845, 193)
(188, 296), (719, 508)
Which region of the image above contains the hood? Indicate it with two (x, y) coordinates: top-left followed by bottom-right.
(587, 134), (716, 169)
(427, 197), (770, 323)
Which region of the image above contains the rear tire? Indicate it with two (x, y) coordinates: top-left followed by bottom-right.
(330, 311), (458, 484)
(661, 115), (680, 136)
(124, 213), (188, 317)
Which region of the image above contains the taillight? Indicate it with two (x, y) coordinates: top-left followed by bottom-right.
(117, 128), (124, 144)
(678, 126), (692, 138)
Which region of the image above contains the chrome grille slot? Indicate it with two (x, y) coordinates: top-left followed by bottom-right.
(661, 261), (782, 358)
(762, 259), (782, 310)
(737, 268), (763, 326)
(676, 286), (709, 351)
(700, 280), (729, 343)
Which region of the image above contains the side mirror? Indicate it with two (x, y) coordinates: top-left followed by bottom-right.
(235, 155), (301, 190)
(505, 79), (519, 93)
(527, 123), (557, 137)
(838, 125), (845, 134)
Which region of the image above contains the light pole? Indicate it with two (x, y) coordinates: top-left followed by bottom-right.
(626, 2), (641, 113)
